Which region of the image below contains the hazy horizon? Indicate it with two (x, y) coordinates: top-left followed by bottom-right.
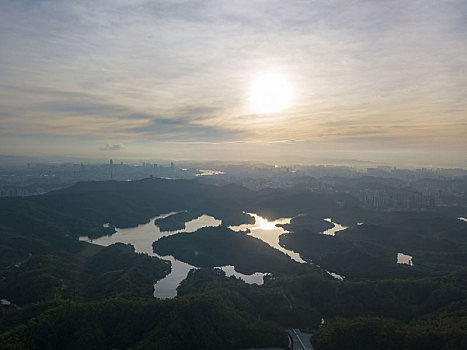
(1, 1), (466, 168)
(1, 152), (466, 170)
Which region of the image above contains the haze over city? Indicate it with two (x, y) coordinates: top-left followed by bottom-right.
(1, 0), (466, 167)
(2, 2), (467, 349)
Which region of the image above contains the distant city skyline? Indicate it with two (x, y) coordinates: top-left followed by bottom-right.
(1, 0), (466, 167)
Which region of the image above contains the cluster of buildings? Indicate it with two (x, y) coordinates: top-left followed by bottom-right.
(357, 188), (436, 209)
(1, 161), (466, 212)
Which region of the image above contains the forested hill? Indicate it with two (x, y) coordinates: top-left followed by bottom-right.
(1, 178), (467, 349)
(0, 178), (254, 237)
(1, 177), (467, 281)
(0, 177), (352, 236)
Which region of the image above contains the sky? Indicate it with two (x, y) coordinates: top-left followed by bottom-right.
(0, 0), (466, 167)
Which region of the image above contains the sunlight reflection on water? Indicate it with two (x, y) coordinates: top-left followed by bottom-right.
(230, 213), (306, 264)
(80, 212), (271, 298)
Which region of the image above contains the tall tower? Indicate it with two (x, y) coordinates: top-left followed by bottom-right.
(110, 159), (113, 179)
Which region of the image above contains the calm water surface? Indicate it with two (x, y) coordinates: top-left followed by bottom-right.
(80, 212), (196, 298)
(327, 271), (344, 280)
(321, 218), (349, 236)
(216, 265), (268, 285)
(80, 213), (269, 298)
(229, 213), (306, 263)
(397, 253), (414, 266)
(80, 212), (351, 297)
(230, 213), (349, 279)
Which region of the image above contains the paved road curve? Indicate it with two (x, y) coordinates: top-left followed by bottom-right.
(287, 329), (314, 350)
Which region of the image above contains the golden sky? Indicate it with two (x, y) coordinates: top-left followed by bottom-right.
(0, 0), (466, 166)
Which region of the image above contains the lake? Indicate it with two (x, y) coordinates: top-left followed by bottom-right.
(321, 218), (349, 236)
(80, 212), (347, 298)
(229, 213), (346, 280)
(80, 212), (269, 298)
(229, 213), (306, 263)
(397, 252), (414, 266)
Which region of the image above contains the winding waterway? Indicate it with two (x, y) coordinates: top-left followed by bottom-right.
(229, 213), (306, 263)
(229, 213), (348, 280)
(80, 213), (269, 298)
(80, 212), (348, 298)
(321, 218), (349, 236)
(80, 212), (195, 298)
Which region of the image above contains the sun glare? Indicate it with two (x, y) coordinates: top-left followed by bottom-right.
(250, 72), (292, 114)
(257, 216), (276, 230)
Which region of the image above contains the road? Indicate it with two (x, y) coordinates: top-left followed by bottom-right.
(286, 329), (314, 350)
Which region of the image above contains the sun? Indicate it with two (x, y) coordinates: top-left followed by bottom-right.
(250, 72), (293, 114)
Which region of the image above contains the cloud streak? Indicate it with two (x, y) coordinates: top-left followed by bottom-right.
(123, 117), (242, 142)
